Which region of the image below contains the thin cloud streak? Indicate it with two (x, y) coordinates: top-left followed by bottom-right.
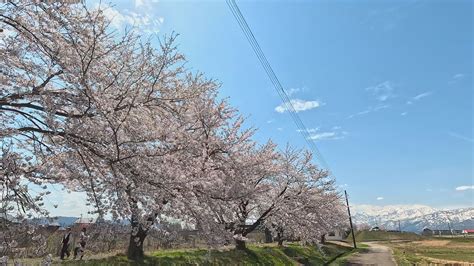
(449, 132), (473, 143)
(347, 105), (390, 119)
(297, 128), (320, 133)
(308, 131), (348, 141)
(407, 91), (433, 104)
(275, 99), (323, 113)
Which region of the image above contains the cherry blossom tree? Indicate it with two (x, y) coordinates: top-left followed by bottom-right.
(1, 1), (346, 260)
(187, 143), (344, 250)
(263, 147), (346, 246)
(1, 1), (216, 260)
(0, 144), (51, 263)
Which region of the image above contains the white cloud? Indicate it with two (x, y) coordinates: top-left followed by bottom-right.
(309, 132), (336, 140)
(277, 127), (283, 131)
(365, 81), (395, 102)
(297, 128), (319, 133)
(407, 91), (432, 104)
(96, 3), (164, 34)
(376, 197), (384, 200)
(309, 131), (347, 141)
(43, 185), (89, 217)
(275, 99), (322, 113)
(401, 112), (408, 116)
(285, 87), (305, 96)
(455, 185), (474, 191)
(267, 119), (274, 124)
(449, 73), (467, 84)
(135, 0), (144, 7)
(413, 91), (432, 100)
(303, 126), (348, 141)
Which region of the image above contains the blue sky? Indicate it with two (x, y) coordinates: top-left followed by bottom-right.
(45, 0), (473, 216)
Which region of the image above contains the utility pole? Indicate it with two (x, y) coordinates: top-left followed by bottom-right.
(345, 190), (357, 249)
(398, 220), (401, 232)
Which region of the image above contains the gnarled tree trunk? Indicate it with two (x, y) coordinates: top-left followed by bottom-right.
(127, 215), (148, 261)
(235, 238), (247, 250)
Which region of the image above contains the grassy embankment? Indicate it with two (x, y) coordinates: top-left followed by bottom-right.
(59, 243), (354, 265)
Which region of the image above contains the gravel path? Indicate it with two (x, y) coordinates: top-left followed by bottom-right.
(345, 242), (396, 266)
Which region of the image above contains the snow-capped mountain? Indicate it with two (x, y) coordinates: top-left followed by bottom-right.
(351, 204), (474, 233)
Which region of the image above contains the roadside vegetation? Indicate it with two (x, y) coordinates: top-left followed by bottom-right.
(56, 243), (353, 265)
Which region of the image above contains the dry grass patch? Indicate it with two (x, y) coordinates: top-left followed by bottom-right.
(386, 237), (474, 264)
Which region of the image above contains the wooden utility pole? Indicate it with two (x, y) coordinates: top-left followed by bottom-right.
(345, 190), (357, 249)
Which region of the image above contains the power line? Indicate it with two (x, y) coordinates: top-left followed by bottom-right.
(226, 0), (335, 177)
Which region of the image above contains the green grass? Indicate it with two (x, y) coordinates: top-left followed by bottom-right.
(60, 243), (354, 265)
(391, 247), (433, 265)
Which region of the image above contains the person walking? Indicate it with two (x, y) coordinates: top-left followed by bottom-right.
(60, 227), (72, 260)
(73, 227), (88, 260)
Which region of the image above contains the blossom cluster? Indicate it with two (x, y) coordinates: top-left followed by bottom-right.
(0, 1), (346, 259)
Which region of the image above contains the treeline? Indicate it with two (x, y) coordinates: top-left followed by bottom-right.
(0, 1), (346, 261)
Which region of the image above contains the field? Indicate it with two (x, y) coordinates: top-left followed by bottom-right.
(349, 230), (423, 242)
(343, 230), (474, 265)
(386, 237), (474, 265)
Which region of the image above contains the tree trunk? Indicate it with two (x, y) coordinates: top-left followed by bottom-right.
(277, 227), (284, 246)
(278, 238), (284, 246)
(321, 234), (326, 244)
(264, 227), (273, 243)
(235, 239), (247, 250)
(127, 216), (147, 261)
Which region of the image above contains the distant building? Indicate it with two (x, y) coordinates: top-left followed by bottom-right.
(74, 217), (96, 229)
(45, 222), (61, 232)
(421, 228), (433, 236)
(422, 228), (463, 236)
(370, 226), (381, 231)
(462, 229), (474, 235)
(326, 230), (347, 241)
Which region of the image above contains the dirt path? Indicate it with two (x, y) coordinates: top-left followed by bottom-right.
(345, 242), (396, 266)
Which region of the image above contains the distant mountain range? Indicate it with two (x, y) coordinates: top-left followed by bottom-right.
(31, 216), (79, 226)
(30, 216), (130, 226)
(351, 204), (474, 233)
